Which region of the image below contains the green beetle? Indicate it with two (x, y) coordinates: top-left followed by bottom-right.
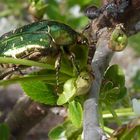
(0, 20), (88, 80)
(0, 20), (88, 57)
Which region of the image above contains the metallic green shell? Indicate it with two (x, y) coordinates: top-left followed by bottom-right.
(0, 20), (83, 57)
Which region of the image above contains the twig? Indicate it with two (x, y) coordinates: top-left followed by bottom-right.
(84, 27), (113, 140)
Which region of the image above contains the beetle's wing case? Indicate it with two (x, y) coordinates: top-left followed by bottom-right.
(0, 20), (78, 39)
(0, 32), (52, 57)
(0, 20), (80, 56)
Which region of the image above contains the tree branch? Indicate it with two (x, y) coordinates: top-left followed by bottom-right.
(84, 27), (113, 140)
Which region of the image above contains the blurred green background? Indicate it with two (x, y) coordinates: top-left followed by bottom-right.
(0, 0), (101, 29)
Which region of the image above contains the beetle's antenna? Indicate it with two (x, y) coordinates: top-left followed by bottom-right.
(69, 52), (80, 75)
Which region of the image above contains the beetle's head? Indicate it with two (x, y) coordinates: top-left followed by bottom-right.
(77, 34), (89, 46)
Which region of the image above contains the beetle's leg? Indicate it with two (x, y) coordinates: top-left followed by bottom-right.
(0, 65), (23, 80)
(63, 46), (80, 75)
(82, 24), (90, 34)
(13, 65), (23, 75)
(55, 52), (62, 94)
(0, 69), (14, 80)
(69, 52), (80, 75)
(47, 26), (56, 46)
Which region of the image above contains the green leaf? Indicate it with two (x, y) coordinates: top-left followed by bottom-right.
(20, 80), (57, 105)
(0, 123), (10, 140)
(68, 101), (83, 128)
(102, 81), (114, 91)
(100, 65), (127, 104)
(48, 125), (66, 140)
(129, 32), (140, 55)
(46, 4), (65, 21)
(64, 120), (82, 140)
(57, 78), (76, 105)
(49, 120), (82, 140)
(71, 44), (89, 71)
(132, 70), (140, 92)
(104, 64), (125, 86)
(101, 87), (120, 104)
(118, 87), (127, 100)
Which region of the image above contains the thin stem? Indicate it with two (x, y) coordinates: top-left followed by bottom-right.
(103, 126), (114, 135)
(0, 57), (73, 76)
(0, 57), (53, 68)
(0, 75), (69, 85)
(103, 108), (135, 118)
(106, 103), (122, 126)
(99, 102), (104, 129)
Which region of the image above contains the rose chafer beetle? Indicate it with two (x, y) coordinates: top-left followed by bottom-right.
(0, 20), (87, 57)
(0, 20), (88, 84)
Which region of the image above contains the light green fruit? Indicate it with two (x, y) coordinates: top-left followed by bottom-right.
(109, 25), (128, 51)
(76, 71), (93, 96)
(57, 71), (93, 105)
